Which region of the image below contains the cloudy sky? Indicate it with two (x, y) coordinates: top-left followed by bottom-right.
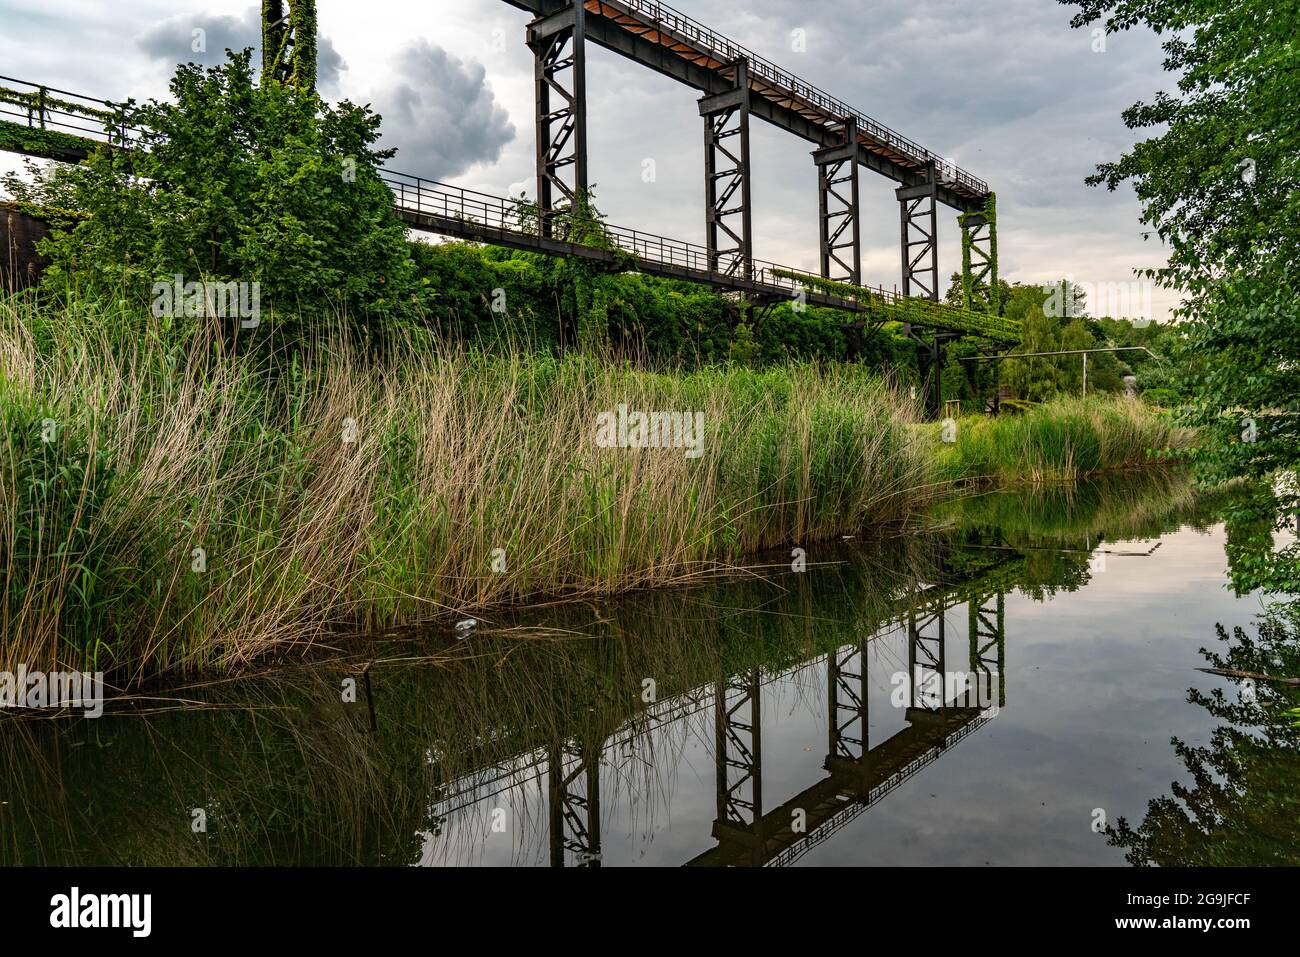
(0, 0), (1179, 319)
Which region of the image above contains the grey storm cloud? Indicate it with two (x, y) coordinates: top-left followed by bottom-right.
(368, 40), (515, 181)
(136, 6), (345, 91)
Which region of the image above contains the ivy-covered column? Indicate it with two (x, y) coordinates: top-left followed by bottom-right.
(959, 193), (999, 314)
(262, 0), (317, 92)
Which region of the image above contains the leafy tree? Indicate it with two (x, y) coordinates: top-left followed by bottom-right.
(5, 49), (416, 339)
(1090, 316), (1177, 398)
(727, 317), (761, 366)
(1058, 317), (1095, 394)
(1040, 279), (1088, 324)
(1061, 0), (1300, 593)
(1003, 304), (1062, 402)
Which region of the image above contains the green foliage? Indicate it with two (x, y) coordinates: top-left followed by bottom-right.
(262, 0), (318, 91)
(406, 234), (890, 369)
(0, 378), (138, 665)
(508, 190), (639, 353)
(0, 199), (86, 231)
(727, 317), (761, 366)
(772, 267), (1022, 343)
(958, 193), (999, 314)
(0, 84), (116, 160)
(0, 85), (115, 126)
(0, 293), (944, 679)
(933, 396), (1191, 483)
(4, 50), (415, 339)
(1062, 0), (1300, 593)
(1001, 296), (1063, 401)
(983, 277), (1187, 404)
(0, 122), (96, 160)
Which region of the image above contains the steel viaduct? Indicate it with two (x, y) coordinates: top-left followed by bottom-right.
(0, 0), (1013, 414)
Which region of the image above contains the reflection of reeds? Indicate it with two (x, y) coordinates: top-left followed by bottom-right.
(0, 668), (435, 866)
(932, 469), (1208, 545)
(0, 536), (938, 866)
(0, 294), (936, 683)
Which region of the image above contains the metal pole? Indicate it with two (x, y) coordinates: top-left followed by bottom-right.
(1082, 352), (1088, 397)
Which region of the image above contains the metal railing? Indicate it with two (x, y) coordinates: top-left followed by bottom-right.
(380, 168), (848, 302)
(0, 76), (138, 148)
(381, 169), (1019, 339)
(599, 0), (989, 195)
(0, 69), (1001, 335)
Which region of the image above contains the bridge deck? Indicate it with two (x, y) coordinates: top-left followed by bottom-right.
(502, 0), (990, 211)
(386, 171), (1015, 340)
(386, 170), (864, 309)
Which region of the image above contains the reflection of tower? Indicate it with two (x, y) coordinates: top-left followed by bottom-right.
(828, 640), (868, 762)
(547, 741), (601, 867)
(906, 583), (1007, 714)
(969, 590), (1006, 707)
(713, 671), (764, 861)
(908, 600), (947, 711)
(691, 585), (1009, 867)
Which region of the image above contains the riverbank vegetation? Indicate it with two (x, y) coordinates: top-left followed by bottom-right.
(0, 47), (1198, 685)
(1, 293), (943, 680)
(934, 397), (1193, 484)
(0, 290), (1192, 683)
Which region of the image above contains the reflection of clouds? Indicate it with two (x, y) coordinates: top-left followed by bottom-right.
(418, 702), (716, 866)
(419, 754), (551, 866)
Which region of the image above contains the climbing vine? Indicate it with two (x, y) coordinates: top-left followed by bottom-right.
(959, 193), (999, 315)
(261, 0), (318, 92)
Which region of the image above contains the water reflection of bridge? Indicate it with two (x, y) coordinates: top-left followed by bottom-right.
(689, 588), (1004, 868)
(432, 556), (1011, 867)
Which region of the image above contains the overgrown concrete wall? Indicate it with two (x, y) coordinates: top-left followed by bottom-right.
(1, 202), (52, 291)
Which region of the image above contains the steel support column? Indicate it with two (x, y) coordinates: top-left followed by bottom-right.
(714, 670), (763, 833)
(897, 163), (940, 301)
(813, 118), (861, 285)
(827, 641), (868, 761)
(261, 0), (318, 91)
(528, 1), (588, 238)
(968, 590), (1006, 708)
(908, 603), (946, 711)
(910, 328), (959, 420)
(699, 59), (753, 280)
(547, 740), (602, 866)
(960, 194), (999, 314)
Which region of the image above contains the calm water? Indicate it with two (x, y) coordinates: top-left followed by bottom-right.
(3, 472), (1298, 866)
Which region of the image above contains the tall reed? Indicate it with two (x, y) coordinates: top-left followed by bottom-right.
(933, 396), (1194, 484)
(0, 296), (936, 681)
